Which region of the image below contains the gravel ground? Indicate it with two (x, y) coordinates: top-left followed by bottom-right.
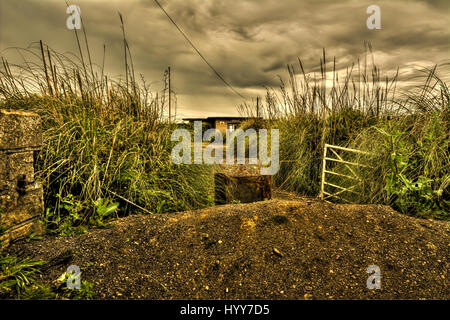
(4, 199), (449, 299)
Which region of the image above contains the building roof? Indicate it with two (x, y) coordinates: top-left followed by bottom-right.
(182, 116), (252, 121)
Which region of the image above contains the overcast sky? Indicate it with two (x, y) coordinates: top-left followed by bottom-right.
(1, 0), (449, 117)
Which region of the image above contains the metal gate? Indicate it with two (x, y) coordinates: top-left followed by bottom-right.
(319, 143), (372, 203)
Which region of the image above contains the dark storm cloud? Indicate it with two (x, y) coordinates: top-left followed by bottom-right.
(1, 0), (449, 117)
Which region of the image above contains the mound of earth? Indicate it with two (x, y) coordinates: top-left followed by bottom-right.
(5, 199), (449, 299)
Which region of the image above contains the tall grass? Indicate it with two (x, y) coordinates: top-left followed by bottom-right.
(240, 44), (449, 219)
(0, 24), (214, 234)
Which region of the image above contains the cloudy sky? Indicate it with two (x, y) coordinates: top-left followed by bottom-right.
(1, 0), (449, 117)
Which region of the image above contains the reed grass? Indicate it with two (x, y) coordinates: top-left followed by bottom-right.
(0, 18), (214, 233)
(240, 44), (449, 219)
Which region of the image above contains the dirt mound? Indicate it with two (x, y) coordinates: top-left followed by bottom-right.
(5, 199), (449, 299)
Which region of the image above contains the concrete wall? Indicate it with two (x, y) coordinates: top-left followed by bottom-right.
(214, 164), (272, 204)
(0, 110), (44, 248)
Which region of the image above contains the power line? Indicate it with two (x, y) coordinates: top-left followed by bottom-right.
(153, 0), (246, 100)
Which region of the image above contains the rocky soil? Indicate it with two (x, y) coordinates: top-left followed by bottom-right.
(5, 198), (449, 299)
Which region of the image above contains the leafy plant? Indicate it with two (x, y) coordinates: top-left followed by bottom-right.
(8, 267), (97, 300)
(91, 198), (119, 227)
(0, 254), (46, 297)
(26, 233), (43, 242)
(378, 127), (448, 219)
(44, 194), (88, 236)
(62, 280), (96, 300)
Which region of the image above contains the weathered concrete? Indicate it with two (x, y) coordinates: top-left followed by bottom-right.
(0, 109), (44, 248)
(214, 164), (272, 204)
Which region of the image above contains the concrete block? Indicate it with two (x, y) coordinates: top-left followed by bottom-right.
(215, 173), (272, 204)
(0, 110), (42, 150)
(0, 109), (44, 247)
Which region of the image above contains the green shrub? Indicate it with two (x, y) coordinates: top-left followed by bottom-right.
(375, 118), (448, 219)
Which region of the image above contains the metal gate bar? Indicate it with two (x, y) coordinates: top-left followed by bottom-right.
(320, 143), (373, 202)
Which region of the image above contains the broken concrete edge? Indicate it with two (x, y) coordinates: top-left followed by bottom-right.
(0, 218), (45, 249)
(0, 109), (45, 249)
(216, 163), (263, 177)
(214, 173), (272, 205)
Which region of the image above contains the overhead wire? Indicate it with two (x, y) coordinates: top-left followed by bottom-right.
(153, 0), (246, 100)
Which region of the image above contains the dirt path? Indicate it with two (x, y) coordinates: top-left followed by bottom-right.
(5, 199), (449, 299)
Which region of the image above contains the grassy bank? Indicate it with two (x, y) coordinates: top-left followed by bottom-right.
(241, 47), (449, 220)
(0, 40), (214, 236)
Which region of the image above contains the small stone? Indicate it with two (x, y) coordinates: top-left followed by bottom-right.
(273, 247), (283, 257)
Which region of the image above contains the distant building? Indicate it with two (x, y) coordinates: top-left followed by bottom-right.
(182, 116), (250, 133)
